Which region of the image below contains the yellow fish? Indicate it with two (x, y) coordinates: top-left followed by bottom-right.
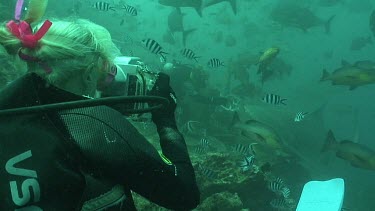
(258, 47), (280, 65)
(322, 130), (375, 170)
(257, 47), (280, 76)
(320, 60), (375, 90)
(230, 112), (287, 155)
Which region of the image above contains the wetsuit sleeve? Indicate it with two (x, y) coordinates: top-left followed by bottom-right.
(58, 106), (200, 210)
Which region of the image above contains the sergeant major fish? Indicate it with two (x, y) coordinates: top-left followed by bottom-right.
(268, 178), (291, 199)
(92, 1), (115, 11)
(122, 3), (137, 16)
(239, 155), (255, 172)
(141, 39), (168, 62)
(198, 165), (217, 179)
(181, 48), (200, 62)
(232, 143), (252, 155)
(270, 198), (292, 210)
(294, 112), (308, 122)
(208, 58), (224, 68)
(262, 93), (287, 105)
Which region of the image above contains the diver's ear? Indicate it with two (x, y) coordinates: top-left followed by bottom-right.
(83, 63), (98, 85)
(82, 63), (99, 98)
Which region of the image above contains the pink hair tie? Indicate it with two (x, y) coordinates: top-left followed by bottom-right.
(6, 20), (52, 49)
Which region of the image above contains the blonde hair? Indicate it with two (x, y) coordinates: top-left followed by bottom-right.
(0, 43), (26, 88)
(29, 18), (120, 86)
(0, 18), (121, 88)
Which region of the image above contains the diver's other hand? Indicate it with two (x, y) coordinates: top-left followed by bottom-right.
(149, 72), (177, 127)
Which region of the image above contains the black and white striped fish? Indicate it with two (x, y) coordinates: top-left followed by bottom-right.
(181, 48), (199, 62)
(262, 93), (287, 105)
(141, 39), (168, 61)
(195, 146), (207, 154)
(195, 137), (210, 153)
(232, 143), (251, 155)
(122, 4), (137, 16)
(268, 178), (291, 198)
(270, 198), (290, 209)
(294, 112), (308, 122)
(200, 137), (210, 148)
(239, 155), (255, 172)
(207, 58), (224, 68)
(198, 165), (217, 179)
(92, 1), (115, 11)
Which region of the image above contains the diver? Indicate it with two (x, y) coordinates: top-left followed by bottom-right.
(0, 2), (199, 211)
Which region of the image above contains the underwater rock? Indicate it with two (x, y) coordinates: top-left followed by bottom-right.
(193, 153), (277, 210)
(194, 191), (244, 211)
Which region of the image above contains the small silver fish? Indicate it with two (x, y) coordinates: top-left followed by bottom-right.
(294, 112), (308, 122)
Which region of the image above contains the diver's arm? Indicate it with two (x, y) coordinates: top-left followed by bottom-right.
(59, 106), (200, 210)
(131, 121), (200, 210)
(138, 72), (200, 209)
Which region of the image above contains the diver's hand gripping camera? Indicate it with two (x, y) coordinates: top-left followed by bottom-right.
(100, 56), (159, 114)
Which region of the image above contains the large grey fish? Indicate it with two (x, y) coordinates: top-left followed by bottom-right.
(167, 8), (196, 46)
(353, 60), (375, 70)
(203, 0), (237, 14)
(350, 36), (372, 51)
(159, 0), (204, 17)
(318, 0), (343, 7)
(321, 130), (375, 171)
(159, 0), (237, 17)
(230, 112), (288, 156)
(320, 60), (375, 90)
(370, 10), (375, 37)
(270, 3), (335, 33)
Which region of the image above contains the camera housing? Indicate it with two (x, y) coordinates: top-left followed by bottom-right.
(100, 56), (158, 115)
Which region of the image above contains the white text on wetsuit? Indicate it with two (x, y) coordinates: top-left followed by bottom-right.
(5, 150), (42, 210)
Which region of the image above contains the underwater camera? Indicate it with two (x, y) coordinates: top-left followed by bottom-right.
(100, 56), (159, 117)
(0, 58), (168, 118)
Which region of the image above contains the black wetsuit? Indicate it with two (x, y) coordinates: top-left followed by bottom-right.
(0, 73), (200, 210)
